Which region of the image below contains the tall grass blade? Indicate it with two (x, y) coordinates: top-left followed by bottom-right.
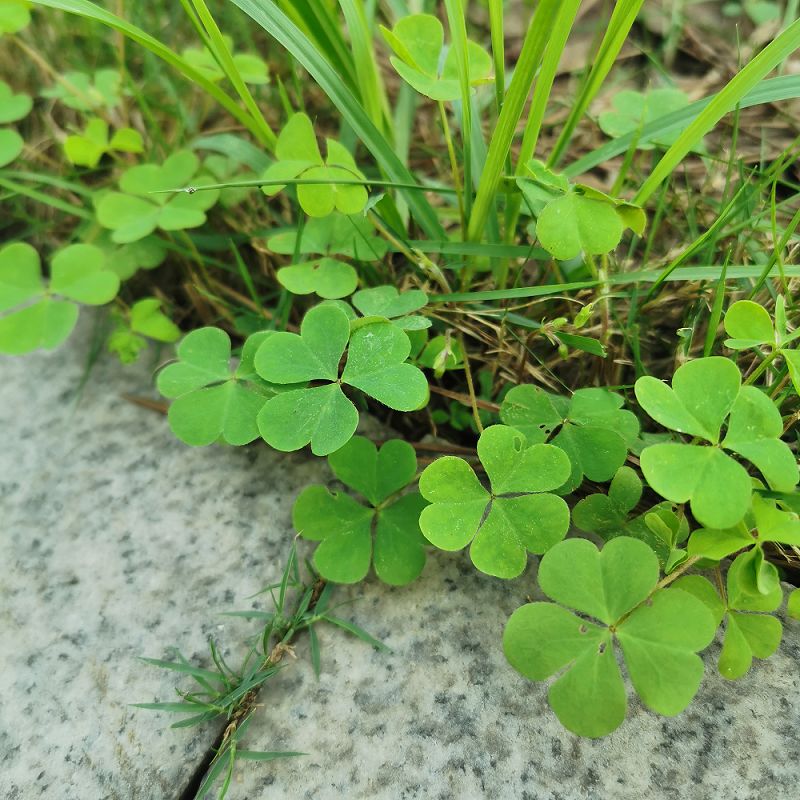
(548, 0), (645, 168)
(468, 0), (561, 242)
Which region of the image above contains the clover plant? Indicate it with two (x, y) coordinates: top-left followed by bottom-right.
(276, 258), (358, 300)
(599, 88), (693, 150)
(91, 232), (168, 281)
(41, 69), (122, 111)
(0, 242), (119, 354)
(261, 113), (368, 217)
(64, 118), (143, 168)
(500, 385), (640, 492)
(0, 80), (31, 166)
(266, 213), (389, 262)
(724, 297), (800, 394)
(96, 150), (220, 243)
(108, 298), (181, 364)
(351, 286), (430, 330)
(517, 160), (646, 261)
(254, 304), (428, 455)
(417, 333), (464, 377)
(418, 424), (571, 579)
(635, 357), (798, 528)
(293, 436), (427, 585)
(181, 36), (269, 85)
(157, 328), (280, 446)
(503, 537), (717, 737)
(674, 555), (783, 681)
(380, 13), (492, 101)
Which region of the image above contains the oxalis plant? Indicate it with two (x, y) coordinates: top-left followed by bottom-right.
(5, 0), (800, 792)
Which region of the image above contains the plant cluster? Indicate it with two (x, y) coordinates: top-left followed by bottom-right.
(3, 0), (800, 794)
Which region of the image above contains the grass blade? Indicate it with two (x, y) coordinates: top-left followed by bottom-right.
(236, 750), (306, 761)
(468, 0), (561, 242)
(548, 0), (645, 168)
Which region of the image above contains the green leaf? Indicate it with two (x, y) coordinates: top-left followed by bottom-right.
(0, 80), (32, 123)
(0, 298), (78, 354)
(351, 286), (428, 321)
(538, 537), (658, 625)
(640, 443), (751, 529)
(341, 321), (429, 411)
(267, 213), (388, 261)
(0, 242), (44, 312)
(635, 357), (741, 443)
(157, 328), (275, 446)
(41, 68), (121, 111)
(0, 127), (23, 166)
(49, 244), (119, 304)
(0, 0), (31, 34)
(276, 257), (358, 299)
(535, 191), (624, 261)
(788, 588), (800, 621)
(572, 466), (642, 536)
(723, 300), (775, 346)
(262, 113), (367, 217)
(381, 13), (492, 102)
(722, 387), (799, 492)
(598, 88), (692, 150)
(616, 588), (716, 715)
(97, 150), (219, 242)
(500, 385), (638, 489)
(129, 298), (180, 342)
(419, 425), (570, 578)
(719, 612), (782, 680)
(505, 537), (716, 736)
(328, 436), (417, 506)
(504, 603), (625, 738)
(293, 438), (427, 585)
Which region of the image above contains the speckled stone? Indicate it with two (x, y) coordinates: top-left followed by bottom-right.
(1, 326), (799, 800)
(0, 325), (328, 799)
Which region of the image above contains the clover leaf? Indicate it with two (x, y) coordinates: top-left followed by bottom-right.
(182, 36), (269, 85)
(261, 113), (367, 217)
(500, 385), (639, 492)
(203, 154), (253, 208)
(380, 13), (492, 102)
(724, 297), (800, 395)
(157, 328), (280, 447)
(598, 88), (694, 150)
(517, 161), (646, 261)
(0, 80), (32, 123)
(0, 0), (31, 34)
(503, 537), (717, 737)
(0, 127), (22, 166)
(64, 117), (143, 168)
(351, 286), (430, 330)
(277, 258), (358, 300)
(254, 305), (429, 455)
(418, 425), (570, 579)
(293, 436), (428, 585)
(267, 213), (388, 262)
(636, 357), (798, 529)
(92, 232), (168, 280)
(675, 553), (783, 681)
(572, 466), (642, 535)
(108, 297), (181, 364)
(41, 69), (122, 111)
(96, 150), (220, 243)
(0, 242), (120, 355)
(417, 333), (464, 378)
(688, 490), (800, 561)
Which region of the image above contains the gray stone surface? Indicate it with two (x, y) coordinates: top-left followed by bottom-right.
(1, 327), (799, 800)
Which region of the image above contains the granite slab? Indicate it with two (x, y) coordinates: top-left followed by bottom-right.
(1, 325), (799, 800)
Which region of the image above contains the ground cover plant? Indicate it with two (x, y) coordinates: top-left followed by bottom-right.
(3, 0), (800, 795)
